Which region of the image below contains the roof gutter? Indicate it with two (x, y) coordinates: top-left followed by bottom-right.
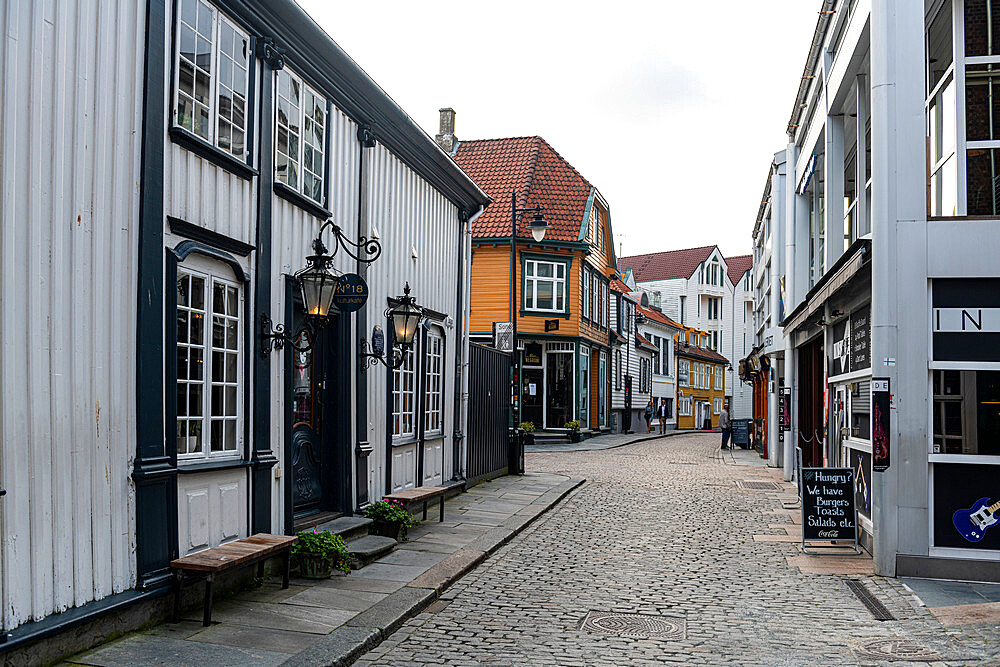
(786, 0), (836, 136)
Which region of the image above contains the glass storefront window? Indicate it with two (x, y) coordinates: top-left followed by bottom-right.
(578, 348), (590, 429)
(546, 351), (573, 429)
(933, 369), (1000, 455)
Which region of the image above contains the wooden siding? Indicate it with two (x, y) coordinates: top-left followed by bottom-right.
(0, 0), (143, 628)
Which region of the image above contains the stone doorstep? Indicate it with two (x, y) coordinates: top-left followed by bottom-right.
(347, 535), (397, 569)
(313, 515), (373, 543)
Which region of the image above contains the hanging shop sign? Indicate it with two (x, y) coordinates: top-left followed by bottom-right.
(932, 278), (1000, 361)
(544, 319), (559, 332)
(935, 463), (1000, 550)
(779, 387), (791, 431)
(524, 342), (543, 366)
(850, 305), (871, 371)
(831, 318), (850, 376)
(871, 378), (890, 472)
(801, 467), (858, 551)
(333, 273), (369, 313)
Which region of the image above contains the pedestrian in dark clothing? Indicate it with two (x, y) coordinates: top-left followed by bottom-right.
(720, 402), (732, 450)
(644, 399), (654, 433)
(657, 399), (669, 434)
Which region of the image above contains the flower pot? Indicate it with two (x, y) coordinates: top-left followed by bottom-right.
(369, 519), (404, 541)
(569, 431), (581, 443)
(523, 433), (535, 447)
(295, 552), (334, 579)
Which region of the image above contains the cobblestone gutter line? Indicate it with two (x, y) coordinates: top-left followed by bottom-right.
(281, 477), (585, 667)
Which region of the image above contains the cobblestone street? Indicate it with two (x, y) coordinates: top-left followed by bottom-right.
(359, 432), (1000, 666)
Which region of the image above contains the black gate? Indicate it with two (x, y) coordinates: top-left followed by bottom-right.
(468, 342), (511, 482)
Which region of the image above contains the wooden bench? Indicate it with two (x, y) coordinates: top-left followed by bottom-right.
(383, 485), (448, 523)
(170, 533), (297, 626)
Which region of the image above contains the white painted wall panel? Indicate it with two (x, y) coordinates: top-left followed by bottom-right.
(0, 0), (141, 629)
(177, 470), (247, 556)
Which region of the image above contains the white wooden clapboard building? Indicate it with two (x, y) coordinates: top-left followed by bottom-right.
(0, 0), (488, 651)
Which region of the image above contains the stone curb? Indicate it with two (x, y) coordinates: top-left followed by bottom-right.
(280, 476), (585, 666)
(527, 429), (689, 453)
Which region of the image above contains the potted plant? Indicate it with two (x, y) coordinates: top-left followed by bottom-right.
(519, 421), (536, 446)
(363, 498), (419, 541)
(291, 529), (351, 579)
(565, 420), (581, 443)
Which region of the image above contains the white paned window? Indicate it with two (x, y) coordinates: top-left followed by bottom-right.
(524, 259), (566, 312)
(177, 268), (242, 459)
(715, 364), (724, 390)
(679, 359), (689, 386)
(276, 69), (327, 204)
(600, 281), (608, 328)
(582, 267), (591, 320)
(393, 345), (417, 438)
(424, 331), (444, 433)
(592, 274), (599, 323)
(714, 397), (723, 415)
(174, 0), (249, 158)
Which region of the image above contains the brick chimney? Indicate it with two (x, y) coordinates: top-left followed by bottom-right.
(435, 107), (457, 154)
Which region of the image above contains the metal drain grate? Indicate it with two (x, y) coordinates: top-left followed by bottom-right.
(580, 612), (686, 639)
(736, 480), (784, 491)
(853, 637), (942, 662)
(845, 579), (895, 621)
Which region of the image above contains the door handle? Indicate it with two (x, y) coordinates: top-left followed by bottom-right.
(0, 489), (5, 496)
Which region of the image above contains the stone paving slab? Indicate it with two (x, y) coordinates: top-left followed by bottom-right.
(525, 428), (687, 453)
(67, 635), (290, 666)
(186, 623), (323, 654)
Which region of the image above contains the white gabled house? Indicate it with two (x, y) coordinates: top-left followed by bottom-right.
(0, 0), (489, 657)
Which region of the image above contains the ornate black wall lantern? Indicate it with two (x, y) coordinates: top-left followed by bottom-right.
(261, 219), (381, 357)
(360, 283), (423, 369)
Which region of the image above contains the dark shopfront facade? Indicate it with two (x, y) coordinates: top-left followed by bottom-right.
(518, 337), (611, 436)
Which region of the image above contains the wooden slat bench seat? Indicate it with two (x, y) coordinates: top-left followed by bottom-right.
(383, 485), (448, 523)
(170, 533), (297, 626)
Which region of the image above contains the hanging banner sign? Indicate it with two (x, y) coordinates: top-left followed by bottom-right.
(801, 467), (857, 545)
(333, 273), (369, 313)
(872, 378), (891, 472)
(850, 305), (871, 371)
(780, 387), (791, 431)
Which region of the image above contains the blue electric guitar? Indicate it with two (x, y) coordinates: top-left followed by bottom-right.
(953, 498), (1000, 542)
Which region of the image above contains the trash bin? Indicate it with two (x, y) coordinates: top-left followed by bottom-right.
(508, 428), (525, 475)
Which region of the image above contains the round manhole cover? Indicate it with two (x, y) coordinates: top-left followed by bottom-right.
(853, 637), (942, 662)
(580, 612), (685, 639)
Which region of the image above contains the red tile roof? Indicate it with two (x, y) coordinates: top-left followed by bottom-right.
(725, 255), (753, 286)
(610, 277), (631, 294)
(619, 246), (718, 282)
(636, 333), (657, 351)
(637, 304), (681, 330)
(676, 342), (729, 364)
(452, 136), (592, 242)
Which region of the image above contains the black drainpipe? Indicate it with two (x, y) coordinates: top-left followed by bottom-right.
(452, 208), (471, 480)
(354, 124), (376, 509)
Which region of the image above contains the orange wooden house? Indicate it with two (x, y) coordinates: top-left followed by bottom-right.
(674, 324), (728, 430)
(452, 136), (617, 435)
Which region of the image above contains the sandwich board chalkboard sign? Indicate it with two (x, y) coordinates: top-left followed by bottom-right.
(800, 467), (859, 554)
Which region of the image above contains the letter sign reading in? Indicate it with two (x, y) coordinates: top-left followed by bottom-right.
(932, 279), (1000, 362)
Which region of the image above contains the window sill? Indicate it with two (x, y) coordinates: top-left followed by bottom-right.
(520, 309), (570, 320)
(274, 181), (332, 220)
(391, 437), (419, 448)
(168, 126), (257, 181)
(177, 458), (251, 474)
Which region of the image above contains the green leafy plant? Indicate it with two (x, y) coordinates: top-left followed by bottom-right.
(291, 529), (351, 575)
(363, 498), (419, 539)
(519, 421), (536, 433)
(564, 420), (581, 432)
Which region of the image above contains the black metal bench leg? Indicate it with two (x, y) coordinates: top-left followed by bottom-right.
(440, 495), (445, 522)
(202, 573), (214, 626)
(422, 500), (428, 521)
(257, 560), (265, 580)
(282, 551), (290, 589)
(173, 572), (183, 622)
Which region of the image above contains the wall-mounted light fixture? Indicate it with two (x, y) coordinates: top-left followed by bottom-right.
(361, 282), (423, 369)
(261, 218), (382, 357)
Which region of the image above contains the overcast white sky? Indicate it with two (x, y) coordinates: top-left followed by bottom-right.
(297, 1), (818, 259)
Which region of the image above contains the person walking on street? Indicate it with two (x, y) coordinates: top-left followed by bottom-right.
(657, 399), (669, 434)
(644, 399), (654, 433)
(720, 401), (732, 450)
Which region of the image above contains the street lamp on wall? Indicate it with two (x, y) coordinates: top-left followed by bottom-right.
(510, 190), (547, 427)
(261, 218), (382, 357)
(361, 282), (423, 369)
